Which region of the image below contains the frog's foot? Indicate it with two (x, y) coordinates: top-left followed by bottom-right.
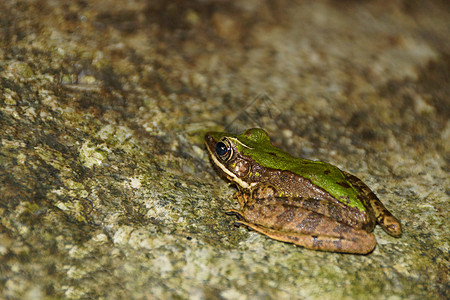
(368, 195), (402, 237)
(225, 209), (245, 221)
(234, 221), (376, 254)
(343, 171), (402, 238)
(377, 211), (402, 237)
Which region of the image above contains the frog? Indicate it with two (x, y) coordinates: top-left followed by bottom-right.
(205, 128), (402, 254)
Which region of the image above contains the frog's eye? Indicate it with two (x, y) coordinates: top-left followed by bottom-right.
(216, 141), (232, 160)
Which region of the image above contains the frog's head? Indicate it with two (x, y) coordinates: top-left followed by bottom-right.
(205, 128), (272, 190)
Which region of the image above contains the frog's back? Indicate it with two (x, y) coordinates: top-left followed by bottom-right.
(289, 158), (364, 209)
(247, 147), (364, 210)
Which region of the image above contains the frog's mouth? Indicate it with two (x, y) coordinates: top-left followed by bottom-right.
(205, 133), (251, 190)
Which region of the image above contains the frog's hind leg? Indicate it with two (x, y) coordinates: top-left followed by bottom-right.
(344, 171), (402, 237)
(234, 220), (376, 254)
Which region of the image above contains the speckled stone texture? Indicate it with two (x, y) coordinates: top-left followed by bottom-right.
(0, 0), (448, 299)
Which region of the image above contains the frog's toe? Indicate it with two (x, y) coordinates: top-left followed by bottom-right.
(225, 209), (245, 220)
(382, 216), (402, 237)
(233, 221), (245, 227)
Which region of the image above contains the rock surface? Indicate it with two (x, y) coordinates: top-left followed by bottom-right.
(0, 1), (448, 299)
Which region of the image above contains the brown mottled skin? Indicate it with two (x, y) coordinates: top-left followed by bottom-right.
(227, 189), (377, 254)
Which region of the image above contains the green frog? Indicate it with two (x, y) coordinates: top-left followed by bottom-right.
(205, 128), (402, 254)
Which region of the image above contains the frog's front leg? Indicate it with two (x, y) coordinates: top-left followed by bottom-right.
(225, 190), (250, 219)
(233, 190), (250, 208)
(234, 184), (277, 207)
(228, 185), (276, 214)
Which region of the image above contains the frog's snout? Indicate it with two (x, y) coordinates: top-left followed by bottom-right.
(204, 133), (216, 152)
